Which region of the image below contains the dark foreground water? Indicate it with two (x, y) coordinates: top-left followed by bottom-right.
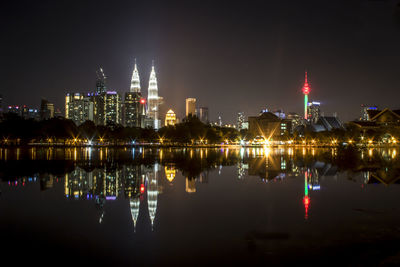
(1, 146), (400, 266)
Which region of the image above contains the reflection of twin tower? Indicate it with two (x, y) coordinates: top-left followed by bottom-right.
(129, 164), (159, 231)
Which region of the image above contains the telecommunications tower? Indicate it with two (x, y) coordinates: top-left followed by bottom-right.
(301, 71), (311, 120)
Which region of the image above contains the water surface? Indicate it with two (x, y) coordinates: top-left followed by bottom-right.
(1, 147), (400, 265)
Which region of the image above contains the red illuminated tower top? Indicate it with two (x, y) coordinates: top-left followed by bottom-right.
(302, 71), (310, 95)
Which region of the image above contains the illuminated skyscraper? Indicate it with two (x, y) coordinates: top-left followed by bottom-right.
(307, 101), (321, 124)
(93, 67), (108, 125)
(147, 62), (163, 129)
(104, 91), (121, 125)
(65, 93), (94, 125)
(96, 67), (107, 94)
(124, 61), (144, 127)
(360, 105), (378, 121)
(130, 59), (141, 93)
(237, 112), (245, 130)
(302, 72), (311, 120)
(185, 98), (196, 117)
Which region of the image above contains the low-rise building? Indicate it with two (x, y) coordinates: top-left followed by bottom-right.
(248, 112), (292, 138)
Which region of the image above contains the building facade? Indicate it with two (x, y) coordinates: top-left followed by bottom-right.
(147, 63), (163, 129)
(40, 99), (54, 120)
(165, 109), (177, 126)
(185, 98), (196, 117)
(199, 107), (209, 124)
(104, 91), (121, 125)
(65, 93), (94, 125)
(124, 61), (145, 127)
(248, 112), (292, 138)
(307, 101), (321, 123)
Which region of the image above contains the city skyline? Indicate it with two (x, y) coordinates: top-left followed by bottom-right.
(2, 0), (400, 123)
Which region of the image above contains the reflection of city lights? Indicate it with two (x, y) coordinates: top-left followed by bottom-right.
(140, 183), (145, 194)
(165, 166), (176, 182)
(263, 145), (270, 156)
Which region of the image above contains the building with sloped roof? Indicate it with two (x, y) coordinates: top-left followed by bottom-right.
(307, 116), (344, 132)
(350, 108), (400, 129)
(248, 112), (292, 138)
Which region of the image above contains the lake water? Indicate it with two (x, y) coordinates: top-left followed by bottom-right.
(1, 147), (400, 266)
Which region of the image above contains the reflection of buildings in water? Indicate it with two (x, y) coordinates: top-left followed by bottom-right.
(363, 171), (371, 184)
(105, 168), (121, 200)
(40, 173), (55, 191)
(247, 155), (293, 181)
(186, 177), (196, 193)
(130, 197), (140, 232)
(363, 168), (400, 185)
(198, 171), (208, 184)
(65, 167), (92, 199)
(237, 162), (248, 180)
(124, 165), (141, 198)
(124, 165), (143, 232)
(146, 164), (159, 229)
(165, 164), (176, 183)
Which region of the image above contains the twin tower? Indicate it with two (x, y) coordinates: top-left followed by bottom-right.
(126, 60), (163, 129)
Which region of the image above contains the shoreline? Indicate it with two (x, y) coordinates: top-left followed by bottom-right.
(0, 143), (399, 148)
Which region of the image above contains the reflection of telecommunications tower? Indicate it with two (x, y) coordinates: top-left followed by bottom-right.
(302, 71), (311, 120)
(147, 61), (163, 129)
(303, 170), (310, 220)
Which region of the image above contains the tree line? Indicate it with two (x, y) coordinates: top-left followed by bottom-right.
(0, 113), (244, 145)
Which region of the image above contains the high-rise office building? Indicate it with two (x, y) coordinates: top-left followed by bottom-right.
(124, 61), (144, 127)
(361, 105), (378, 121)
(147, 62), (163, 129)
(92, 67), (108, 125)
(307, 101), (321, 124)
(165, 109), (177, 126)
(40, 99), (54, 120)
(95, 67), (107, 94)
(186, 98), (196, 117)
(124, 92), (143, 127)
(104, 91), (121, 125)
(199, 107), (209, 124)
(287, 112), (302, 129)
(237, 112), (245, 130)
(130, 59), (141, 93)
(65, 93), (94, 125)
(93, 93), (105, 125)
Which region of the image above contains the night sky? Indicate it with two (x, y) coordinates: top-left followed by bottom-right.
(2, 0), (400, 123)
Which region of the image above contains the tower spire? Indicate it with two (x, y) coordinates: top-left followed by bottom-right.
(147, 61), (163, 129)
(130, 59), (141, 93)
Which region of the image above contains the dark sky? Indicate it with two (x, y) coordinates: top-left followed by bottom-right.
(2, 0), (400, 123)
